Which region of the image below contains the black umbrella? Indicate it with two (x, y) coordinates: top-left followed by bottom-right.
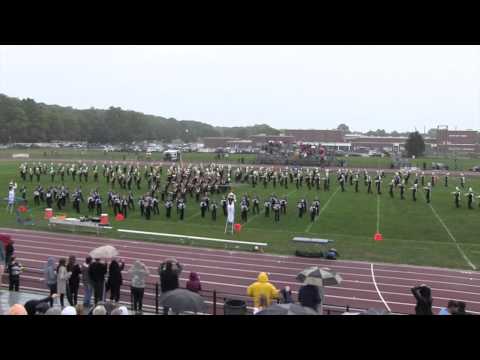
(256, 303), (319, 315)
(159, 289), (206, 314)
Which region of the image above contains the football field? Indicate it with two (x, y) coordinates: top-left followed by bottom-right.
(2, 161), (480, 270)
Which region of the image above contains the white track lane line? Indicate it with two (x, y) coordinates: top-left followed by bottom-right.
(428, 203), (476, 270)
(305, 186), (340, 233)
(371, 263), (392, 312)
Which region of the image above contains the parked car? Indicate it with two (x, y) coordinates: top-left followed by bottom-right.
(432, 162), (449, 170)
(470, 166), (480, 172)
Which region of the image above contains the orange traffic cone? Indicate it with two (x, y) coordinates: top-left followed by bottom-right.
(374, 232), (383, 241)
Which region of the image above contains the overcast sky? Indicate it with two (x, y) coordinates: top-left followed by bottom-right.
(1, 45), (479, 133)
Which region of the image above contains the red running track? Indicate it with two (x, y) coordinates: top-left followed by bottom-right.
(1, 227), (480, 315)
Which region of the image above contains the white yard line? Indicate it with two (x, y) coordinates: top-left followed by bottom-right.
(305, 186), (340, 233)
(428, 203), (477, 270)
(371, 263), (392, 312)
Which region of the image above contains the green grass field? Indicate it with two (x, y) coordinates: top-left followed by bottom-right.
(2, 161), (480, 270)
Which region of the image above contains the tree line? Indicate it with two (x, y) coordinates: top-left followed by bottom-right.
(0, 94), (279, 143)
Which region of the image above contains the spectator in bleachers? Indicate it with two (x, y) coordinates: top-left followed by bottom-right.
(89, 258), (108, 305)
(186, 272), (202, 293)
(246, 272), (279, 309)
(92, 305), (107, 315)
(66, 255), (82, 306)
(298, 283), (322, 313)
(8, 304), (27, 315)
(75, 304), (85, 315)
(5, 241), (14, 272)
(61, 306), (77, 315)
(411, 284), (433, 315)
(45, 307), (62, 315)
(455, 301), (468, 315)
(129, 260), (150, 314)
(44, 257), (58, 307)
(438, 300), (457, 315)
(159, 259), (183, 315)
(106, 259), (125, 303)
(81, 256), (93, 308)
(7, 257), (23, 292)
(57, 258), (70, 308)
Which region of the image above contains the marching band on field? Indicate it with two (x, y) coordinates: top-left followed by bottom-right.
(8, 162), (480, 226)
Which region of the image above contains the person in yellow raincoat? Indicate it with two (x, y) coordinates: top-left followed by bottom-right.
(247, 272), (279, 310)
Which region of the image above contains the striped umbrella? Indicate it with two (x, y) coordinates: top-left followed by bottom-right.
(296, 266), (343, 287)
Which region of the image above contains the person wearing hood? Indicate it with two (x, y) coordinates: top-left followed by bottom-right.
(66, 255), (82, 306)
(129, 260), (150, 314)
(106, 259), (125, 303)
(298, 282), (322, 313)
(5, 241), (14, 271)
(81, 256), (93, 308)
(159, 260), (183, 315)
(246, 272), (279, 309)
(411, 284), (433, 315)
(89, 258), (107, 305)
(186, 272), (202, 293)
(57, 258), (71, 308)
(44, 257), (58, 307)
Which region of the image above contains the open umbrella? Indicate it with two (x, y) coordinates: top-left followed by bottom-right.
(296, 266), (343, 287)
(360, 308), (391, 315)
(256, 303), (319, 315)
(89, 245), (118, 259)
(0, 234), (13, 246)
(158, 289), (206, 314)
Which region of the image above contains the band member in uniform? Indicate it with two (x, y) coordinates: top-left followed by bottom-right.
(264, 200), (270, 217)
(211, 201), (217, 221)
(313, 199), (320, 215)
(280, 198), (287, 214)
(375, 174), (382, 195)
(273, 202), (280, 222)
(177, 200), (185, 220)
(121, 196), (128, 218)
(399, 180), (405, 200)
(297, 200), (304, 218)
(444, 172), (449, 187)
(200, 200), (207, 218)
(152, 196), (159, 215)
(366, 175), (372, 194)
(424, 182), (432, 204)
(165, 199), (172, 218)
(465, 188), (475, 209)
(389, 180), (394, 198)
(452, 187), (461, 208)
(354, 173), (359, 193)
(460, 173), (466, 189)
(221, 198), (228, 217)
(252, 196), (260, 215)
(308, 204), (315, 222)
(410, 183), (418, 202)
(240, 201), (248, 223)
